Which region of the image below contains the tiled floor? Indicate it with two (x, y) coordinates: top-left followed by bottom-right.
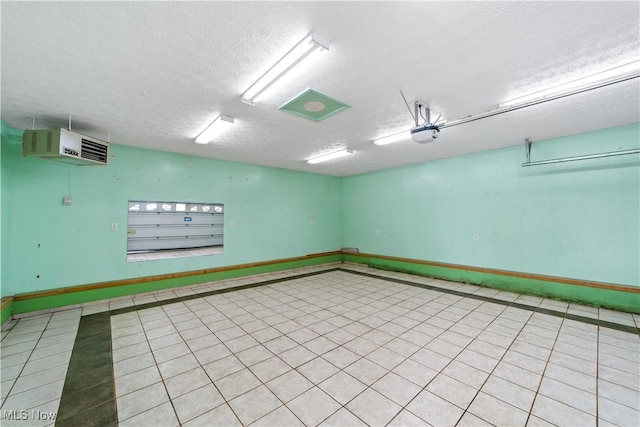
(1, 263), (639, 426)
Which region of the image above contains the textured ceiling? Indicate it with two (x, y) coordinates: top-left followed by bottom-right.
(2, 1), (639, 176)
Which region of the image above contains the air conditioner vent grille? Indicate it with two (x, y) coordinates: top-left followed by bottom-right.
(30, 132), (37, 152)
(81, 138), (108, 163)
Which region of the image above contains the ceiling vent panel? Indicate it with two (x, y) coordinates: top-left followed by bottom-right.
(279, 88), (350, 122)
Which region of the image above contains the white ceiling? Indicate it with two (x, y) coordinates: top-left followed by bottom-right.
(2, 1), (639, 176)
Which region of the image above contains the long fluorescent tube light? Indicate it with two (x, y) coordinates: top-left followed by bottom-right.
(373, 130), (411, 146)
(499, 60), (640, 108)
(241, 32), (329, 105)
(195, 115), (234, 144)
(307, 149), (353, 164)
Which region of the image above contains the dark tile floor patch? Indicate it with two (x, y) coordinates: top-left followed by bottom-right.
(55, 312), (117, 427)
(54, 266), (639, 425)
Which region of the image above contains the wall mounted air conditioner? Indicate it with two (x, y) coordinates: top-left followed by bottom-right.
(22, 128), (109, 165)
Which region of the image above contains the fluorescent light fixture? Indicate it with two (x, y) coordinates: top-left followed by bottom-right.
(307, 148), (353, 164)
(241, 32), (329, 105)
(195, 115), (234, 144)
(500, 60), (640, 108)
(373, 130), (410, 146)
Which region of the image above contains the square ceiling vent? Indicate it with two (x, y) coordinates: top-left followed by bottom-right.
(279, 89), (350, 122)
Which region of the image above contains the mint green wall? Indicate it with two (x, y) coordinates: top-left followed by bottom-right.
(1, 122), (341, 296)
(342, 123), (640, 287)
(2, 121), (639, 302)
(1, 124), (23, 298)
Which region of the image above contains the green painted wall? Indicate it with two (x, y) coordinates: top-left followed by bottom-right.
(2, 120), (639, 317)
(342, 123), (640, 288)
(1, 121), (341, 297)
(1, 124), (23, 300)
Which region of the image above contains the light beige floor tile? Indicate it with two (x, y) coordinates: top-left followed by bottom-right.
(278, 345), (316, 368)
(408, 347), (450, 372)
(492, 361), (542, 391)
(193, 343), (232, 365)
(214, 368), (261, 401)
(346, 388), (402, 426)
(319, 371), (367, 405)
(388, 409), (431, 427)
(455, 349), (499, 374)
(598, 396), (640, 426)
(158, 353), (199, 380)
(202, 354), (243, 382)
(235, 344), (274, 366)
(321, 346), (360, 369)
(365, 346), (406, 370)
(319, 407), (367, 427)
(371, 372), (421, 407)
(392, 358), (438, 387)
(263, 335), (298, 354)
(406, 390), (464, 427)
(345, 357), (389, 386)
(598, 379), (639, 410)
(287, 386), (341, 426)
(539, 377), (596, 415)
(117, 382), (169, 422)
(297, 357), (339, 384)
(266, 369), (313, 403)
(502, 350), (548, 374)
(225, 334), (259, 353)
(163, 367), (210, 400)
(20, 351), (71, 376)
(249, 355), (291, 383)
(531, 394), (596, 426)
(303, 335), (339, 355)
(481, 375), (535, 412)
(172, 383), (225, 424)
(544, 362), (596, 394)
(228, 385), (281, 426)
(468, 391), (530, 426)
(118, 401), (179, 427)
(153, 342), (191, 364)
(426, 372), (478, 409)
(456, 412), (493, 426)
(251, 405), (304, 427)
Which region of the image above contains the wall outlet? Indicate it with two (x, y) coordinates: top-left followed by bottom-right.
(111, 223), (118, 231)
(473, 233), (479, 240)
(375, 229), (381, 237)
(62, 196), (72, 206)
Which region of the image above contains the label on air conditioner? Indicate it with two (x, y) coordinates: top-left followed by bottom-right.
(63, 147), (79, 157)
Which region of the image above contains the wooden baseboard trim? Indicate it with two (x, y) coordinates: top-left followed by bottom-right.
(345, 252), (640, 294)
(1, 297), (13, 311)
(13, 251), (342, 302)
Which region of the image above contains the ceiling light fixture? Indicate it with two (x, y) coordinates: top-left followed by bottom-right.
(373, 130), (410, 146)
(499, 60), (640, 108)
(307, 148), (353, 164)
(194, 115), (234, 144)
(241, 32), (329, 106)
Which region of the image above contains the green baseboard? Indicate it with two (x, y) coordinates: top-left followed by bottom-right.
(8, 253), (342, 317)
(1, 298), (13, 325)
(4, 250), (639, 326)
(343, 253), (640, 314)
